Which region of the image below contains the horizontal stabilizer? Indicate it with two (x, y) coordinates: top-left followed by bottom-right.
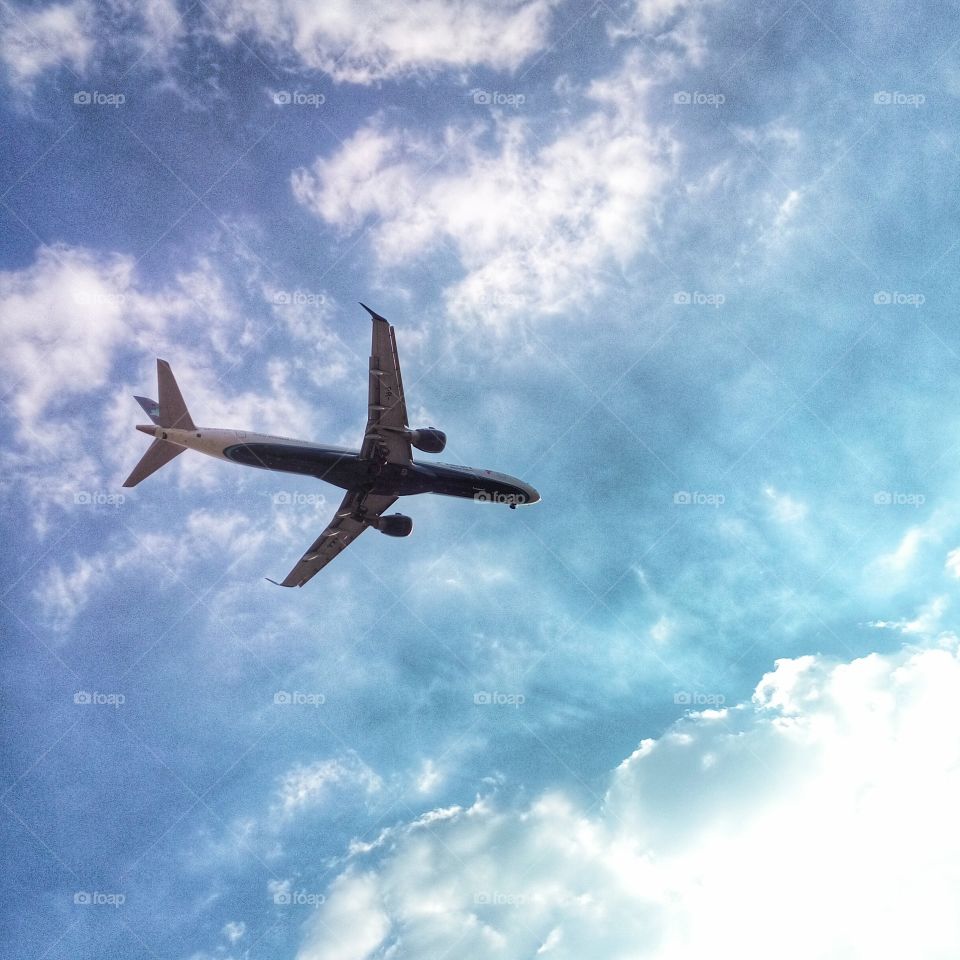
(122, 438), (185, 487)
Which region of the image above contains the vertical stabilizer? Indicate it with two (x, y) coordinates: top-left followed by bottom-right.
(156, 359), (195, 430)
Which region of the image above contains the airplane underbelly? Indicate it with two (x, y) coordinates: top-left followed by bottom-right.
(222, 443), (362, 487)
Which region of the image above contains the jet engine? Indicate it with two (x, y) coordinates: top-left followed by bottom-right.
(376, 513), (413, 537)
(406, 427), (446, 453)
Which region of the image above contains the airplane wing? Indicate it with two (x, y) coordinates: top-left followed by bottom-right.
(269, 490), (398, 588)
(358, 303), (413, 465)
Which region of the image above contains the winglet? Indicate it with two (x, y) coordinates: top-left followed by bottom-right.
(265, 577), (293, 588)
(359, 302), (387, 322)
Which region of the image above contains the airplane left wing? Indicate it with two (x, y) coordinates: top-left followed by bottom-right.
(359, 303), (413, 465)
(269, 490), (398, 588)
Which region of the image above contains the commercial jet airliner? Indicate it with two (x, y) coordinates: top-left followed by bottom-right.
(123, 304), (540, 587)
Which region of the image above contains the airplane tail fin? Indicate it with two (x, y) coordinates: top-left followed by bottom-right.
(155, 359), (195, 430)
(122, 359), (195, 487)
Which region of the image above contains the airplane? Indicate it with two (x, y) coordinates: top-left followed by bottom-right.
(123, 304), (540, 587)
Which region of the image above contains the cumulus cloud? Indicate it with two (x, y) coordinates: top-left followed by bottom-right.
(205, 0), (555, 84)
(292, 52), (672, 329)
(295, 640), (960, 959)
(0, 245), (143, 427)
(0, 244), (318, 536)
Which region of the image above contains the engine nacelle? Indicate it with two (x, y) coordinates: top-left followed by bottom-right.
(376, 513), (413, 538)
(406, 427), (446, 454)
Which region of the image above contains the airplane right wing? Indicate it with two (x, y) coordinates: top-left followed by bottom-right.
(358, 303), (413, 465)
(269, 490), (397, 588)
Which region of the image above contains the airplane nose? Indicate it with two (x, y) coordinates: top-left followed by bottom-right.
(522, 484), (541, 505)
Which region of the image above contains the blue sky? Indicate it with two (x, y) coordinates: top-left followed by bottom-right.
(4, 1), (960, 957)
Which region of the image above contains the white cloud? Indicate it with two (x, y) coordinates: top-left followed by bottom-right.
(0, 245), (143, 427)
(296, 640), (960, 959)
(297, 871), (390, 960)
(34, 553), (109, 634)
(0, 0), (184, 92)
(763, 484), (808, 524)
(273, 753), (382, 820)
(415, 758), (442, 794)
(33, 510), (270, 632)
(292, 53), (672, 330)
(222, 920), (246, 943)
(0, 1), (94, 89)
(0, 244), (318, 534)
(206, 0), (555, 84)
(606, 0), (714, 69)
(869, 594), (951, 641)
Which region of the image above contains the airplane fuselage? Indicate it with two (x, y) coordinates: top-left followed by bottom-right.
(136, 424), (540, 506)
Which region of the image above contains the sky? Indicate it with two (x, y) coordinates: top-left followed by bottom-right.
(3, 0), (960, 957)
